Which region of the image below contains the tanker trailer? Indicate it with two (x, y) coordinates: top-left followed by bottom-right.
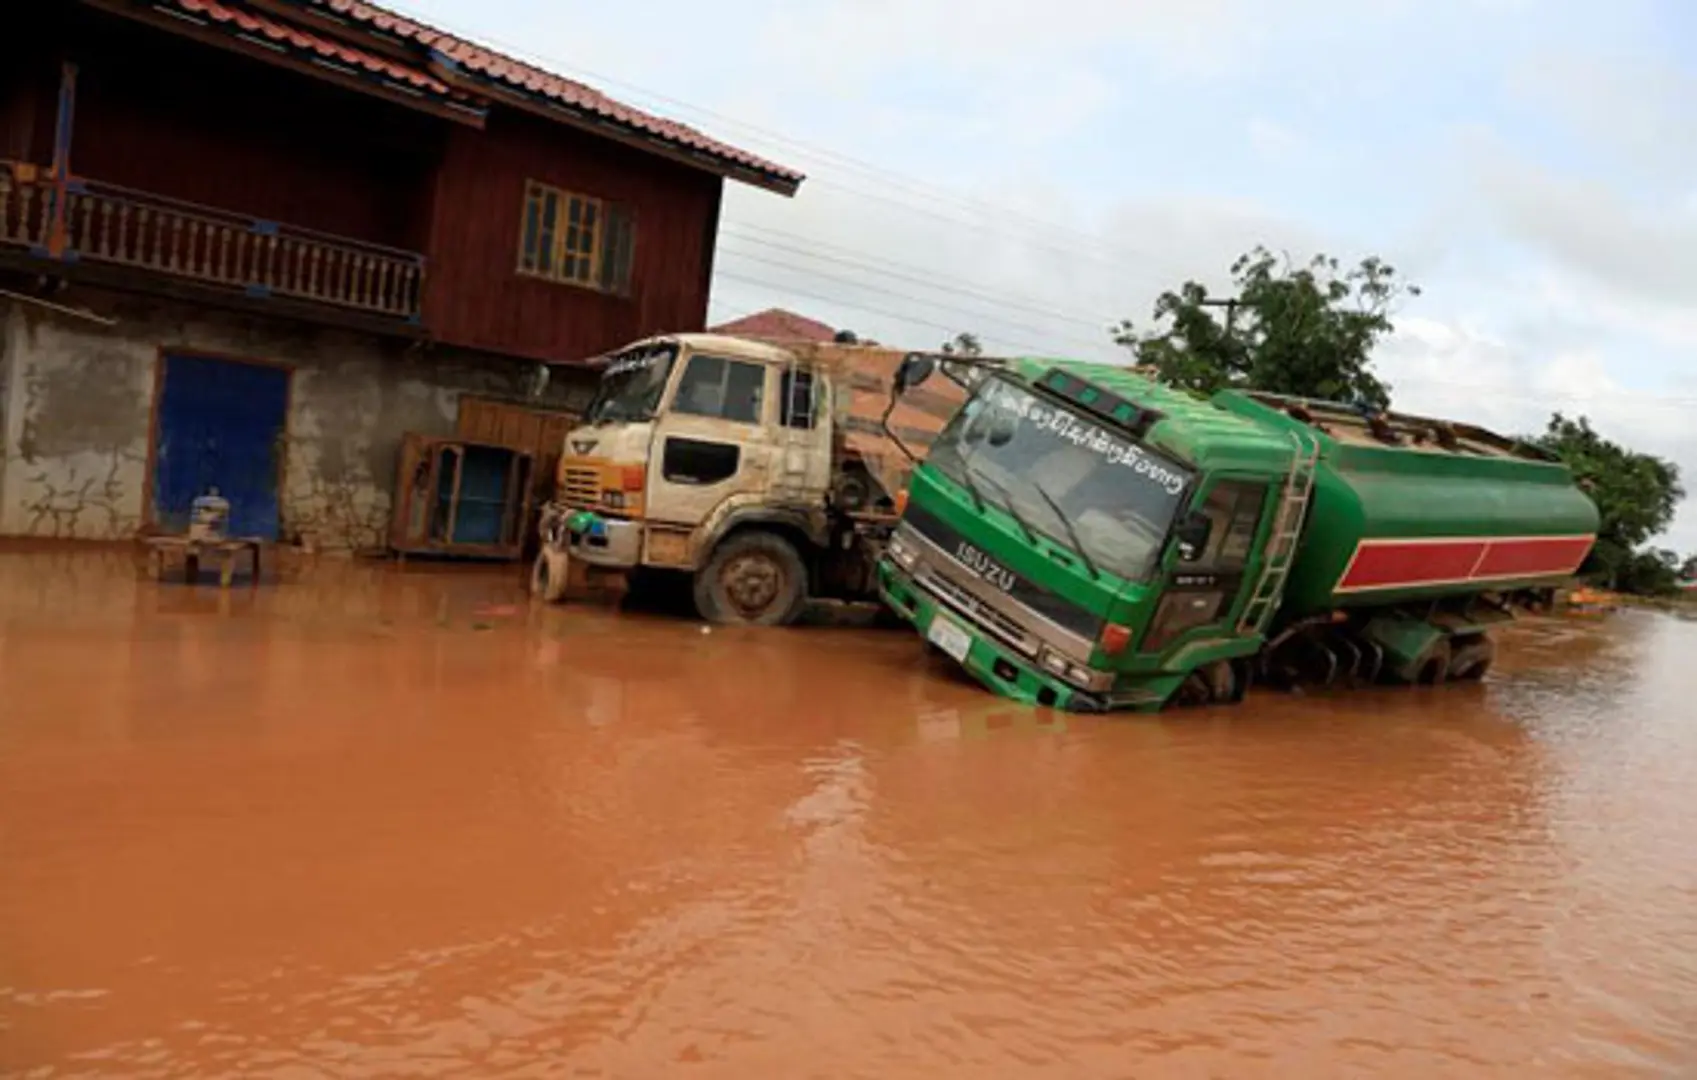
(1212, 389), (1599, 691)
(874, 357), (1597, 712)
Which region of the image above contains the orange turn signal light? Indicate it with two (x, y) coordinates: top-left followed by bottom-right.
(620, 464), (646, 492)
(1099, 623), (1133, 656)
(894, 489), (909, 516)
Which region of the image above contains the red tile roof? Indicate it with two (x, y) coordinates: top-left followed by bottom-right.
(308, 0), (803, 191)
(710, 308), (839, 343)
(167, 0), (456, 98)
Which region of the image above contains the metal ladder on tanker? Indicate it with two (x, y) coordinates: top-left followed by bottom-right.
(1236, 433), (1320, 636)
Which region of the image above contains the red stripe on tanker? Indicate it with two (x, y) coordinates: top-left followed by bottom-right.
(1335, 534), (1595, 593)
(1471, 535), (1594, 579)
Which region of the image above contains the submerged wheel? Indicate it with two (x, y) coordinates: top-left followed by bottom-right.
(1171, 660), (1239, 708)
(1448, 637), (1496, 682)
(1383, 637), (1453, 686)
(1326, 632), (1364, 686)
(1356, 639), (1386, 685)
(1415, 639), (1453, 686)
(530, 550), (569, 604)
(693, 531), (809, 626)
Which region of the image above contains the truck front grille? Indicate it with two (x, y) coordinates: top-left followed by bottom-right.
(915, 564), (1040, 657)
(560, 465), (601, 509)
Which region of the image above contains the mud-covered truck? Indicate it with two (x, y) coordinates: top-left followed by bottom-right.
(875, 356), (1599, 712)
(530, 333), (966, 624)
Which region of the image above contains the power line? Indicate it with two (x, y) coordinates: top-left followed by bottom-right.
(710, 269), (1085, 357)
(722, 223), (1122, 329)
(713, 267), (1697, 413)
(717, 255), (1697, 410)
(713, 248), (1115, 352)
(378, 0), (1164, 272)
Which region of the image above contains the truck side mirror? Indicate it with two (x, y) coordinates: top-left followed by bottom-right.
(894, 353), (936, 392)
(1173, 511), (1212, 560)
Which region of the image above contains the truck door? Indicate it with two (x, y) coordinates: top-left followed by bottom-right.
(770, 361), (832, 503)
(1140, 477), (1272, 655)
(644, 350), (777, 533)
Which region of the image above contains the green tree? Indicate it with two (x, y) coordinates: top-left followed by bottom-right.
(1113, 246), (1419, 410)
(1617, 549), (1682, 597)
(1530, 413), (1685, 593)
(1681, 554), (1697, 581)
(941, 332), (983, 357)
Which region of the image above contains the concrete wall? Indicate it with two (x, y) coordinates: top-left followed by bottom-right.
(0, 291), (594, 549)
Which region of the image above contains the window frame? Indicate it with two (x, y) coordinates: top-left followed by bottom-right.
(669, 352), (771, 427)
(1181, 478), (1271, 572)
(516, 179), (635, 296)
(779, 367), (819, 430)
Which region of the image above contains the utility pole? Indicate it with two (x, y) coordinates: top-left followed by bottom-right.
(1198, 296), (1240, 339)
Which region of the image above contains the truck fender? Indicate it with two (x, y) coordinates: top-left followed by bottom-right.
(694, 497), (829, 569)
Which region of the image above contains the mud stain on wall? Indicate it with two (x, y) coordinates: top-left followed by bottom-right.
(0, 291), (593, 545)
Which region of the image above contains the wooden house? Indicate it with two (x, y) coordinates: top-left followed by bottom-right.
(0, 0), (801, 548)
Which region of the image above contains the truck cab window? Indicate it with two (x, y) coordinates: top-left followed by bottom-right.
(1184, 481), (1268, 570)
(674, 354), (766, 424)
(780, 369), (816, 430)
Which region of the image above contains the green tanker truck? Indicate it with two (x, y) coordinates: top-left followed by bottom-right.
(875, 355), (1598, 712)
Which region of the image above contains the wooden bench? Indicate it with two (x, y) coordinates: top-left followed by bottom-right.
(144, 536), (263, 587)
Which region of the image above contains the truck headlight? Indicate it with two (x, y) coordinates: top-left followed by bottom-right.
(603, 491), (626, 510)
(1073, 664), (1114, 693)
(887, 533), (918, 570)
(1040, 648), (1113, 692)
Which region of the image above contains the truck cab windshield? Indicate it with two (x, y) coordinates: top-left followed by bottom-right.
(585, 344), (677, 424)
(924, 377), (1195, 582)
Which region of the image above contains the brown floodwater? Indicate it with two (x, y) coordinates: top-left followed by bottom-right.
(1, 550), (1694, 1078)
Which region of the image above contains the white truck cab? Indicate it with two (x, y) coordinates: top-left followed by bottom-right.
(533, 333), (957, 625)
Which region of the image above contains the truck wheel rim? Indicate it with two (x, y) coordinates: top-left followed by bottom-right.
(721, 554), (783, 618)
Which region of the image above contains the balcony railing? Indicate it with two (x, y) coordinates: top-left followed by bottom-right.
(0, 161), (424, 322)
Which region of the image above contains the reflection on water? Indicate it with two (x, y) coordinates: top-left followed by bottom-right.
(1, 551), (1694, 1077)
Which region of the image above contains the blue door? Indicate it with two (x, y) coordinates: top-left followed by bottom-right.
(152, 354), (290, 540)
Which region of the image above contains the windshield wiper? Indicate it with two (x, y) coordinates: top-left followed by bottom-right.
(947, 459), (987, 513)
(973, 470), (1041, 548)
(1022, 477), (1101, 580)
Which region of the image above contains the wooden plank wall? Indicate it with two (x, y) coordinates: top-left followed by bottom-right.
(422, 111), (723, 364)
(456, 397), (579, 496)
(0, 11), (55, 164)
(63, 11), (440, 250)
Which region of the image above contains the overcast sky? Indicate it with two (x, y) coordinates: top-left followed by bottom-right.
(402, 0), (1695, 551)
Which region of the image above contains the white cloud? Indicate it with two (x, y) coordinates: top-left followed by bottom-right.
(1466, 139), (1697, 312)
(1379, 315), (1697, 552)
(1508, 50), (1697, 179)
(1246, 119), (1307, 164)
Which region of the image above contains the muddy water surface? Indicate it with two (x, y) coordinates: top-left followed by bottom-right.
(2, 552), (1694, 1077)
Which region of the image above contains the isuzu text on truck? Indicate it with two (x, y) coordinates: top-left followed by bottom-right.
(531, 332), (964, 624)
(875, 355), (1599, 712)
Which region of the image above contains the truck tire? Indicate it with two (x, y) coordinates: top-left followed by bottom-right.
(1447, 637), (1495, 681)
(693, 531), (808, 626)
(1386, 637), (1452, 686)
(530, 550), (569, 604)
(1172, 660), (1238, 707)
(1415, 639), (1452, 686)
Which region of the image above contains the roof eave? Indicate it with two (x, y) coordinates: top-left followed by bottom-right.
(429, 61), (800, 196)
(83, 0), (488, 128)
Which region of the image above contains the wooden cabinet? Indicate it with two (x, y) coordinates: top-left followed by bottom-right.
(390, 433), (534, 560)
(455, 396), (579, 499)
